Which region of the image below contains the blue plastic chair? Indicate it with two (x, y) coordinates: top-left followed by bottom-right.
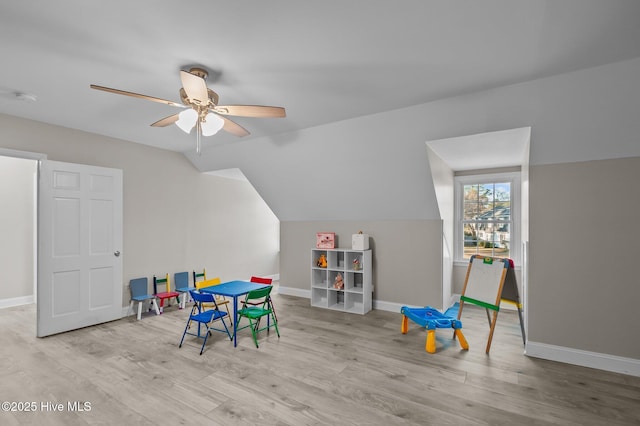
(129, 277), (160, 320)
(174, 271), (193, 309)
(179, 290), (232, 355)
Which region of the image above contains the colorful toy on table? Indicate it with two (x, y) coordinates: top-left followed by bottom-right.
(400, 303), (469, 354)
(333, 273), (344, 289)
(316, 254), (327, 268)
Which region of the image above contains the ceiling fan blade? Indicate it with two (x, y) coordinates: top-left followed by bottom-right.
(214, 105), (286, 118)
(221, 116), (250, 137)
(150, 113), (180, 127)
(90, 85), (183, 107)
(180, 70), (209, 106)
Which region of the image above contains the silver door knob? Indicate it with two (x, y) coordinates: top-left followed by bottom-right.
(114, 251), (121, 257)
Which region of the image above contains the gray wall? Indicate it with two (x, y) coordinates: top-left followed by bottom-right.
(529, 157), (640, 358)
(280, 220), (442, 306)
(0, 114), (279, 306)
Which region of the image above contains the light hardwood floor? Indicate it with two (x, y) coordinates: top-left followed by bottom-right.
(1, 292), (639, 425)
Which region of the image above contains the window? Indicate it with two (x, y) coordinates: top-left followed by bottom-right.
(455, 172), (520, 264)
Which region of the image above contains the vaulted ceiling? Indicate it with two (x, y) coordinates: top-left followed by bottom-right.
(2, 1), (640, 156)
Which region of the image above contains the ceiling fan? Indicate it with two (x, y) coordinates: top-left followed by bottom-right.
(90, 67), (286, 154)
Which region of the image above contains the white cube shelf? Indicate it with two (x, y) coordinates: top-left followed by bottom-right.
(311, 248), (372, 314)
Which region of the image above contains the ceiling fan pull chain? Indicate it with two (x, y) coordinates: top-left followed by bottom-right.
(196, 120), (202, 155)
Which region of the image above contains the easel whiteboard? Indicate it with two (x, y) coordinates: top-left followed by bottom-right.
(458, 255), (510, 353)
(462, 256), (508, 309)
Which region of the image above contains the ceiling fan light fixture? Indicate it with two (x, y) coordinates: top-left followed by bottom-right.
(91, 65), (285, 147)
(201, 113), (224, 136)
(176, 108), (198, 133)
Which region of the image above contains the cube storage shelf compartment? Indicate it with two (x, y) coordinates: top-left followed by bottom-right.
(311, 248), (372, 314)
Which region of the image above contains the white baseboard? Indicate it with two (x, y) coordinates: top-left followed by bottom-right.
(372, 299), (407, 313)
(276, 286), (410, 314)
(276, 286), (309, 298)
(0, 295), (34, 309)
(526, 341), (640, 377)
(449, 293), (461, 307)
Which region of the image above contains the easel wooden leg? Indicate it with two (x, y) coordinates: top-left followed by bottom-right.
(485, 309), (500, 354)
(516, 305), (526, 346)
(457, 299), (466, 320)
(453, 300), (465, 340)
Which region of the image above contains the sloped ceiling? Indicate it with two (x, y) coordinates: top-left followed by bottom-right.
(1, 1), (640, 157)
(2, 1), (640, 222)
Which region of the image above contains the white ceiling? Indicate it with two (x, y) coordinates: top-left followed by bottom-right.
(1, 1), (640, 154)
(427, 127), (531, 171)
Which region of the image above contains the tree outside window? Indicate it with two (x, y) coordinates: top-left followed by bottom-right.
(462, 182), (511, 259)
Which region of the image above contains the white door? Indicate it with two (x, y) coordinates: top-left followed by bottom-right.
(37, 160), (123, 337)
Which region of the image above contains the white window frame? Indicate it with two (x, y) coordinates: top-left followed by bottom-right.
(454, 171), (520, 266)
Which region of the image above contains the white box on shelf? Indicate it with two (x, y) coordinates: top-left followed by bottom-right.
(352, 233), (369, 250)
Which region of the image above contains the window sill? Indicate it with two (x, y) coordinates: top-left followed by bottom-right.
(453, 260), (521, 270)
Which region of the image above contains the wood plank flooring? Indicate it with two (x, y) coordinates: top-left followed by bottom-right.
(1, 291), (639, 425)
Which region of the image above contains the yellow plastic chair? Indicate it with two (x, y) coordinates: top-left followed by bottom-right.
(195, 277), (232, 321)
